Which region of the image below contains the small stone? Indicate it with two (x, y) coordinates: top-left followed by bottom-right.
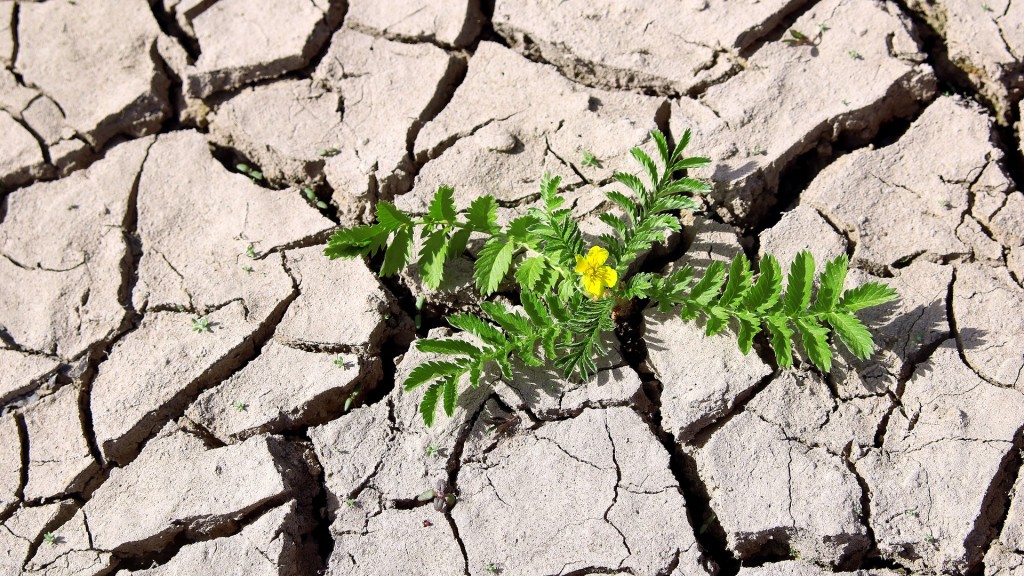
(22, 383), (98, 501)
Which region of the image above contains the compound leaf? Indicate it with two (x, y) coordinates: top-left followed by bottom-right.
(428, 185), (457, 223)
(783, 251), (815, 316)
(827, 312), (875, 359)
(380, 227), (413, 276)
(474, 238), (516, 295)
(838, 282), (898, 312)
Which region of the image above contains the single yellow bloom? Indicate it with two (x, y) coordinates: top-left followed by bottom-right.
(574, 246), (618, 298)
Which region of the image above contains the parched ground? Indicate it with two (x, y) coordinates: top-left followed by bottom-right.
(1, 0), (1023, 575)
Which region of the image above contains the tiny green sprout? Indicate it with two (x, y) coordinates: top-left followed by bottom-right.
(924, 531), (938, 545)
(981, 2), (993, 11)
(235, 163), (264, 181)
(906, 508), (919, 517)
(242, 265), (254, 274)
(67, 204), (79, 211)
(782, 28), (820, 47)
(842, 99), (851, 106)
(43, 532), (56, 544)
(848, 50), (863, 60)
(939, 199), (952, 209)
(303, 186), (329, 210)
(175, 304), (187, 313)
(319, 147), (341, 157)
(334, 356), (352, 369)
(245, 244), (257, 259)
(344, 388), (359, 412)
(752, 145), (766, 156)
(425, 444), (439, 457)
(416, 489), (436, 502)
(191, 317), (211, 333)
(484, 564), (499, 574)
(818, 23), (830, 33)
(232, 401), (247, 412)
(344, 498), (357, 507)
(581, 150), (603, 168)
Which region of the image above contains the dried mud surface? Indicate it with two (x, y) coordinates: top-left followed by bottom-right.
(1, 1), (1023, 575)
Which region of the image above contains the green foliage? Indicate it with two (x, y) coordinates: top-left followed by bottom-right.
(325, 130), (899, 425)
(235, 163), (263, 181)
(43, 532), (56, 545)
(191, 317), (211, 334)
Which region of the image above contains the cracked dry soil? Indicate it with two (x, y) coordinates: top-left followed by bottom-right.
(1, 0), (1023, 575)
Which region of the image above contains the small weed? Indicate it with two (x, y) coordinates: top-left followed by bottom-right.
(924, 530), (938, 546)
(484, 564), (500, 574)
(242, 265), (254, 274)
(842, 99), (850, 106)
(334, 356), (353, 369)
(581, 150), (603, 168)
(303, 186), (329, 210)
(939, 199), (952, 209)
(417, 479), (457, 512)
(235, 163), (264, 182)
(752, 145), (766, 156)
(232, 401), (247, 412)
(43, 532), (56, 545)
(982, 3), (993, 11)
(848, 50), (863, 60)
(782, 27), (823, 47)
(319, 148), (341, 157)
(425, 444), (439, 457)
(906, 508), (919, 517)
(344, 387), (360, 412)
(191, 317), (211, 333)
(245, 244), (257, 259)
(344, 498), (357, 508)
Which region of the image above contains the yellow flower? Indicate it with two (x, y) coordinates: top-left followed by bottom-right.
(574, 246), (618, 299)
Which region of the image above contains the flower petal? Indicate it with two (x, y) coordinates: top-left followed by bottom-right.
(582, 274), (604, 298)
(585, 246), (609, 267)
(597, 265), (618, 289)
(574, 254), (589, 274)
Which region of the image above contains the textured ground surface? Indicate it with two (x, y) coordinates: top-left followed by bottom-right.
(1, 1), (1023, 575)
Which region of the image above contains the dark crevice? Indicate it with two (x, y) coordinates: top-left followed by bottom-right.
(296, 430), (335, 572)
(737, 0), (822, 59)
(148, 1), (202, 61)
(12, 412), (29, 507)
(964, 425), (1024, 576)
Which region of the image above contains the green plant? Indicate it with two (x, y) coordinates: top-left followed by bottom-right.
(303, 186), (329, 210)
(344, 498), (357, 507)
(334, 355), (352, 369)
(425, 443), (440, 457)
(232, 401), (247, 412)
(235, 163), (263, 181)
(245, 244), (257, 259)
(782, 28), (820, 47)
(242, 265), (254, 274)
(848, 50), (863, 60)
(319, 147), (341, 157)
(191, 317), (211, 333)
(484, 563), (499, 574)
(581, 150), (603, 168)
(43, 532), (56, 545)
(324, 129), (897, 425)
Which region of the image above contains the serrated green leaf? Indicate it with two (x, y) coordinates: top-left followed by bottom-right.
(624, 272), (656, 299)
(469, 362), (483, 387)
(811, 254), (849, 313)
(508, 215), (540, 241)
(652, 130), (670, 166)
(662, 177), (711, 195)
(837, 282), (898, 312)
(737, 313), (758, 355)
(631, 147), (659, 190)
(442, 376), (458, 417)
(704, 306), (729, 336)
(671, 157), (712, 170)
(448, 313), (506, 347)
(474, 238), (516, 295)
(604, 190), (640, 223)
(743, 254), (783, 313)
(719, 253), (753, 308)
(827, 312), (875, 359)
(796, 317), (832, 372)
(671, 128), (692, 162)
(376, 201), (413, 232)
(598, 212), (628, 237)
(541, 172), (564, 211)
(324, 225), (387, 259)
(415, 339), (482, 357)
(520, 291), (552, 329)
(380, 227), (413, 276)
(783, 251), (815, 316)
(467, 196), (498, 232)
(613, 172), (647, 201)
(480, 301), (531, 337)
(515, 256), (546, 291)
(404, 360), (465, 391)
(690, 261), (728, 306)
(428, 185), (457, 224)
(420, 383), (442, 426)
(419, 231), (448, 289)
(766, 316), (794, 368)
(447, 228), (472, 260)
